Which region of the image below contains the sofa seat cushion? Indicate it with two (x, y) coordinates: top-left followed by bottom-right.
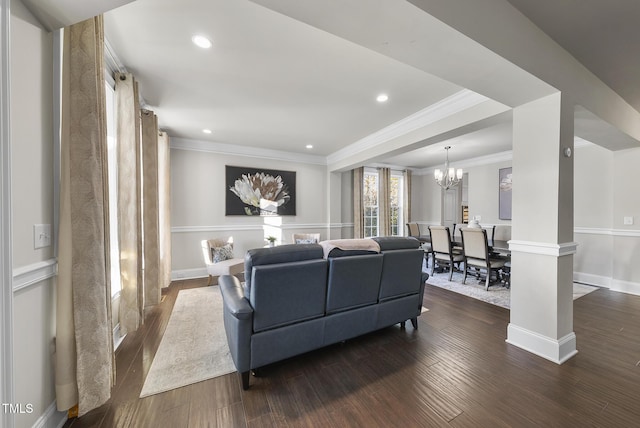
(250, 258), (328, 332)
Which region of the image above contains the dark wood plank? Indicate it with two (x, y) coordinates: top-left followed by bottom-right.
(66, 280), (640, 428)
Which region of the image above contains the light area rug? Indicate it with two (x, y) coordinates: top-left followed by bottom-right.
(426, 270), (599, 310)
(140, 286), (235, 398)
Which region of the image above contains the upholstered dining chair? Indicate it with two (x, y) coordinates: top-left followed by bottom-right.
(460, 227), (506, 290)
(407, 223), (433, 268)
(428, 225), (464, 281)
(201, 237), (244, 285)
(292, 233), (320, 244)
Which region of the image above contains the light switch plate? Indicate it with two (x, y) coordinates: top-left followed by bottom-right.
(623, 216), (634, 225)
(34, 224), (51, 249)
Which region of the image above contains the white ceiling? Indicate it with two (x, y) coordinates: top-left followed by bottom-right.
(104, 0), (462, 158)
(98, 0), (640, 168)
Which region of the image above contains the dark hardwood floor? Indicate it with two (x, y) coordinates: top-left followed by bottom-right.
(64, 277), (640, 427)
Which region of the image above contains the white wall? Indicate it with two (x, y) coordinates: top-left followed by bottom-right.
(170, 146), (330, 278)
(10, 1), (65, 427)
(573, 143), (614, 283)
(412, 144), (640, 293)
(411, 173), (441, 227)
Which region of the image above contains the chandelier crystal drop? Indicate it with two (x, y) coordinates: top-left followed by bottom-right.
(434, 146), (463, 190)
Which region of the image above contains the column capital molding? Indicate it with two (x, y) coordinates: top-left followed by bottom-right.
(508, 240), (577, 257)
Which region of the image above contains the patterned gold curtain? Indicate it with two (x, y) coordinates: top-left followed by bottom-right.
(115, 72), (143, 334)
(378, 167), (391, 236)
(353, 167), (364, 238)
(55, 15), (115, 416)
(141, 109), (161, 306)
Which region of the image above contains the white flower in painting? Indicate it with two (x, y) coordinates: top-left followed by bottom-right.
(230, 172), (290, 214)
(500, 173), (512, 191)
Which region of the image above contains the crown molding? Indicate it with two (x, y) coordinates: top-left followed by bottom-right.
(171, 137), (328, 166)
(327, 89), (489, 166)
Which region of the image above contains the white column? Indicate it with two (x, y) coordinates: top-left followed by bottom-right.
(507, 92), (577, 363)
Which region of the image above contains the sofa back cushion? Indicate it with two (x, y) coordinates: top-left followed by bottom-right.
(250, 258), (328, 333)
(377, 249), (424, 301)
(372, 236), (421, 251)
(244, 244), (323, 296)
(326, 254), (383, 314)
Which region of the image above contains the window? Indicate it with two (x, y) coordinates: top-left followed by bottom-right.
(390, 173), (403, 236)
(363, 171), (378, 238)
(362, 169), (404, 237)
(105, 82), (121, 298)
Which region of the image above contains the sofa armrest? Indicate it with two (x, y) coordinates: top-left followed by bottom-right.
(219, 275), (253, 380)
(219, 275), (253, 320)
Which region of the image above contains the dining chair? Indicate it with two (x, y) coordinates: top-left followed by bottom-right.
(460, 228), (506, 290)
(428, 225), (464, 281)
(407, 223), (434, 269)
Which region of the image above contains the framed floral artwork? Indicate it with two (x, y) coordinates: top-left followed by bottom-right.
(225, 165), (296, 216)
(499, 167), (512, 220)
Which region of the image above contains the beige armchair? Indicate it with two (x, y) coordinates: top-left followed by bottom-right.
(292, 233), (320, 244)
(201, 237), (244, 285)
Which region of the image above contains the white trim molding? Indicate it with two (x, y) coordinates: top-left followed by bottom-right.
(1, 0), (14, 424)
(172, 267), (208, 281)
(327, 89), (489, 166)
(508, 240), (577, 257)
(171, 223), (343, 234)
(574, 227), (640, 237)
(610, 279), (640, 297)
(573, 272), (612, 289)
(32, 400), (67, 428)
(506, 324), (578, 364)
(171, 137), (327, 166)
(12, 259), (57, 292)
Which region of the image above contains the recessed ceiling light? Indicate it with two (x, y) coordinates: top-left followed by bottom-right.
(203, 129), (212, 134)
(376, 94), (389, 103)
(306, 144), (313, 149)
(192, 35), (212, 49)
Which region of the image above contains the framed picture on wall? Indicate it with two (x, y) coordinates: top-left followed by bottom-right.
(499, 167), (512, 220)
(225, 165), (296, 216)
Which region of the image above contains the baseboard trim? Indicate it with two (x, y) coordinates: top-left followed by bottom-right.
(572, 272), (640, 296)
(32, 400), (67, 428)
(610, 278), (640, 296)
(573, 272), (611, 288)
(172, 268), (208, 281)
(506, 324), (577, 364)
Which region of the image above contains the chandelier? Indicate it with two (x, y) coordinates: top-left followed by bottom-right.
(434, 146), (463, 190)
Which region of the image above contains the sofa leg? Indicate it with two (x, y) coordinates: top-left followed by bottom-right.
(410, 318), (418, 329)
(207, 275), (213, 286)
(241, 371), (250, 390)
(400, 320), (406, 329)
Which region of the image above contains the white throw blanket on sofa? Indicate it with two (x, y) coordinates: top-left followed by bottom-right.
(318, 238), (381, 259)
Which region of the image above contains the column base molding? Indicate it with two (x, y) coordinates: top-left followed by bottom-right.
(506, 323), (577, 364)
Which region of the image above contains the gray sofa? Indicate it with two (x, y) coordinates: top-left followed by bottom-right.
(218, 236), (427, 389)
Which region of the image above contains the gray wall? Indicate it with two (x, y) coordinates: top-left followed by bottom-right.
(10, 1), (64, 427)
(170, 147), (333, 278)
